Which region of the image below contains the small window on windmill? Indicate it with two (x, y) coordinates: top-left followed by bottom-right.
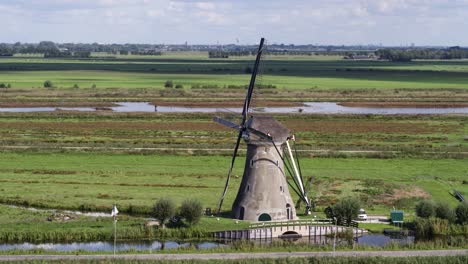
(280, 186), (283, 192)
(250, 159), (254, 168)
(246, 185), (250, 192)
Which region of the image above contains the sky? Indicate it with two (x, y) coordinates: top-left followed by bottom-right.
(1, 0), (468, 45)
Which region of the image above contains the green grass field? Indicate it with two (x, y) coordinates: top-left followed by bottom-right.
(0, 53), (467, 245)
(0, 152), (465, 214)
(2, 55), (468, 90)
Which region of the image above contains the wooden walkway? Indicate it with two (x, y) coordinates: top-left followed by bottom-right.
(213, 219), (366, 239)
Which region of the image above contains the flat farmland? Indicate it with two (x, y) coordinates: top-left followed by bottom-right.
(0, 112), (466, 156)
(0, 53), (467, 243)
(2, 55), (468, 91)
(2, 70), (468, 90)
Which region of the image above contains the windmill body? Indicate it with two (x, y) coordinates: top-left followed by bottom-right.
(214, 38), (310, 222)
(232, 116), (297, 221)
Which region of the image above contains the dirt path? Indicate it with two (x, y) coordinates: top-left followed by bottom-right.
(1, 250), (467, 261)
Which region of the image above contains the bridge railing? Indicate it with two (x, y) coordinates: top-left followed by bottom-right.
(249, 219), (333, 229)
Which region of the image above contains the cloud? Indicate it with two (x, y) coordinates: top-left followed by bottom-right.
(0, 0), (467, 45)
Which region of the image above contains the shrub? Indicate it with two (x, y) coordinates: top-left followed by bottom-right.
(164, 80), (173, 88)
(435, 201), (456, 223)
(73, 84), (79, 89)
(6, 83), (11, 88)
(415, 200), (435, 218)
(413, 217), (433, 237)
(0, 83), (5, 88)
(326, 197), (361, 226)
(43, 80), (54, 88)
(179, 199), (203, 225)
(91, 84), (97, 89)
(455, 202), (468, 224)
(175, 84), (183, 89)
(153, 198), (176, 228)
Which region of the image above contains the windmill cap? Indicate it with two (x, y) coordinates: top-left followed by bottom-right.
(246, 116), (290, 143)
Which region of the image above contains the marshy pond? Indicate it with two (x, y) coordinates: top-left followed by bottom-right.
(1, 102), (468, 114)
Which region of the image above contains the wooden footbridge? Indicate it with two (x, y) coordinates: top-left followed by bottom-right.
(213, 219), (367, 240)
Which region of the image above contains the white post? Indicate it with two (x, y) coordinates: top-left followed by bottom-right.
(111, 204), (119, 256)
(113, 216), (117, 256)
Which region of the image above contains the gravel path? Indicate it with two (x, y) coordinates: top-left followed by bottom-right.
(1, 250), (467, 261)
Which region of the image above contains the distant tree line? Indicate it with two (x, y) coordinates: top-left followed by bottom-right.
(207, 50), (374, 58)
(0, 41), (164, 57)
(376, 47), (468, 62)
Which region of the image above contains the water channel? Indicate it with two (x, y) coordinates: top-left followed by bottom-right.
(0, 234), (413, 252)
(1, 102), (468, 114)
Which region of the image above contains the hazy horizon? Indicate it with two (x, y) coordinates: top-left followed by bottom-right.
(2, 0), (468, 46)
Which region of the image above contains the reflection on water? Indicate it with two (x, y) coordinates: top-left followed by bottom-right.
(1, 102), (468, 115)
(0, 240), (220, 252)
(0, 234), (413, 252)
(356, 234), (414, 247)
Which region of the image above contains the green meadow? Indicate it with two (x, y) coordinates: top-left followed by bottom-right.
(0, 53), (467, 245)
(2, 54), (468, 90)
(0, 152), (465, 214)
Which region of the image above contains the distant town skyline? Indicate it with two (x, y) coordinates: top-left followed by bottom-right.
(2, 0), (468, 46)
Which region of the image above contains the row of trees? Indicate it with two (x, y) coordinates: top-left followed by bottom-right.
(153, 198), (203, 228)
(0, 41), (92, 58)
(0, 41), (167, 55)
(164, 80), (183, 89)
(376, 47), (468, 62)
(324, 197), (468, 228)
(416, 200), (468, 224)
(207, 50), (372, 58)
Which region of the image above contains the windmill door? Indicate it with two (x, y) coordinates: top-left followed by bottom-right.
(286, 204), (292, 220)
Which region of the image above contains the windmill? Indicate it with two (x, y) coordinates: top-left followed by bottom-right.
(214, 38), (311, 221)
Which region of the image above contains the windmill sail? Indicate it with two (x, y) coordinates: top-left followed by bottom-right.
(215, 38), (265, 215)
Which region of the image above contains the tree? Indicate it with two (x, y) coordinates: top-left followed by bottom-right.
(434, 201), (456, 223)
(37, 41), (59, 54)
(153, 198), (175, 228)
(415, 200), (435, 218)
(179, 199), (203, 225)
(175, 84), (183, 89)
(164, 80), (173, 88)
(43, 80), (54, 88)
(326, 197), (361, 226)
(455, 202), (468, 225)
